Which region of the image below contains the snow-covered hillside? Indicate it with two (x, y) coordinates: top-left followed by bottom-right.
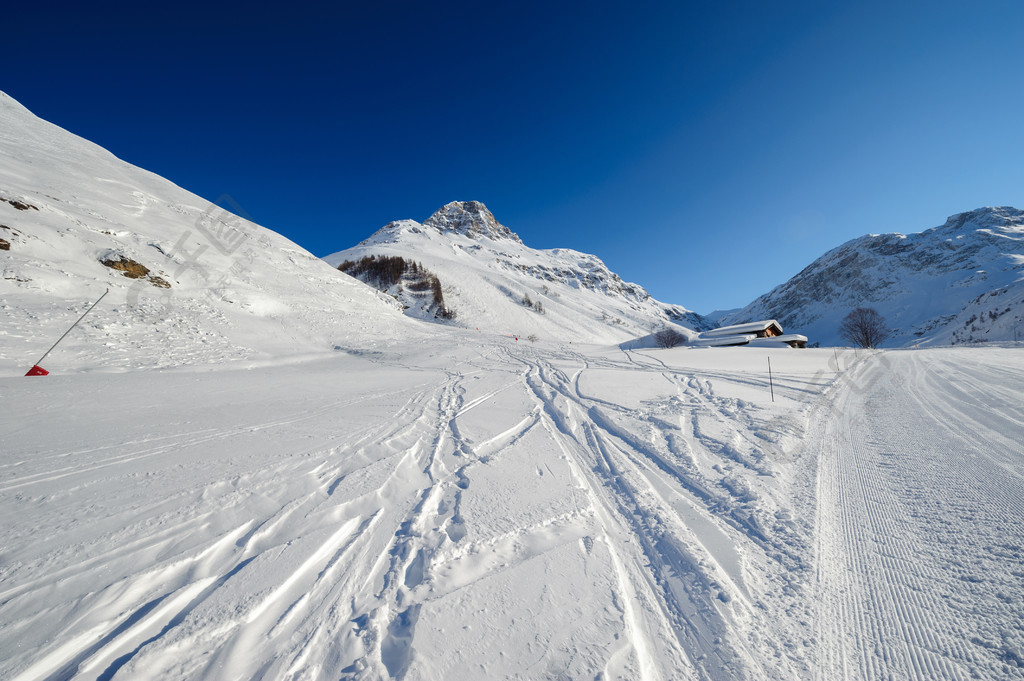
(0, 90), (413, 375)
(324, 201), (712, 344)
(721, 207), (1024, 347)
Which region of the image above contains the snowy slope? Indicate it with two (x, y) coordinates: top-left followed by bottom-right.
(324, 201), (712, 344)
(721, 207), (1024, 347)
(0, 90), (413, 375)
(0, 335), (847, 680)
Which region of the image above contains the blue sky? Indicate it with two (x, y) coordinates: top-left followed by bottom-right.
(4, 1), (1023, 313)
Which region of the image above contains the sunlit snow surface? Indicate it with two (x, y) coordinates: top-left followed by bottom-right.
(3, 339), (1023, 680)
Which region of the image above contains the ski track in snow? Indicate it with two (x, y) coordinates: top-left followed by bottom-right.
(2, 341), (1023, 679)
(813, 349), (1024, 680)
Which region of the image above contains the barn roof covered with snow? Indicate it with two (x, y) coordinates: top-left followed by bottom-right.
(701, 319), (784, 339)
(694, 319), (808, 348)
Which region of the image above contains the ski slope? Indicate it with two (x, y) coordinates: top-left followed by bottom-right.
(3, 338), (1022, 680)
(812, 347), (1024, 680)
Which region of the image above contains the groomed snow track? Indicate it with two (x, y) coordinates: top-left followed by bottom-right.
(813, 348), (1024, 680)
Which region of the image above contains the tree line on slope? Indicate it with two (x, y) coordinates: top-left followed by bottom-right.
(337, 255), (455, 319)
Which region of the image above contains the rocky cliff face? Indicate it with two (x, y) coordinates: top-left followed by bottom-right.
(721, 207), (1024, 346)
(422, 200), (522, 242)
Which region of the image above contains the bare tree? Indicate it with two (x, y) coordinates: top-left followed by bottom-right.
(654, 327), (686, 348)
(839, 307), (891, 348)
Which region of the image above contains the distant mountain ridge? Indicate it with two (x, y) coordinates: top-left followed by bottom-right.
(327, 201), (713, 343)
(721, 206), (1024, 346)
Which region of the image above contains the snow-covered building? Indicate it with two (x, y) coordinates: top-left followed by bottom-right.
(695, 319), (808, 348)
(702, 320), (784, 339)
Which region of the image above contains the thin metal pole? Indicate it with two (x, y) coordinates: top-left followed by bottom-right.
(768, 356), (775, 402)
(833, 348), (839, 372)
(32, 289), (109, 367)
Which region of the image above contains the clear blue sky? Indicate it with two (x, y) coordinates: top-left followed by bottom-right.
(4, 1), (1023, 313)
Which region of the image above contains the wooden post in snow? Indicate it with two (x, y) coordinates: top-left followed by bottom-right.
(25, 289), (109, 376)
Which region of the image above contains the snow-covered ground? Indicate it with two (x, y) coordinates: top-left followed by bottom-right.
(812, 346), (1024, 679)
(0, 89), (412, 373)
(3, 337), (1022, 680)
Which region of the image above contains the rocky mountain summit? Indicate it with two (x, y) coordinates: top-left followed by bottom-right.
(423, 200), (522, 242)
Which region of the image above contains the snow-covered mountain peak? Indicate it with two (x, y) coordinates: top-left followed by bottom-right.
(356, 219), (423, 246)
(422, 200), (522, 243)
(326, 204), (711, 342)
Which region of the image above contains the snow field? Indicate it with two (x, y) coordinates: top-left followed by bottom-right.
(1, 90), (412, 377)
(1, 339), (834, 679)
(6, 83), (1024, 681)
(2, 339), (1022, 679)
